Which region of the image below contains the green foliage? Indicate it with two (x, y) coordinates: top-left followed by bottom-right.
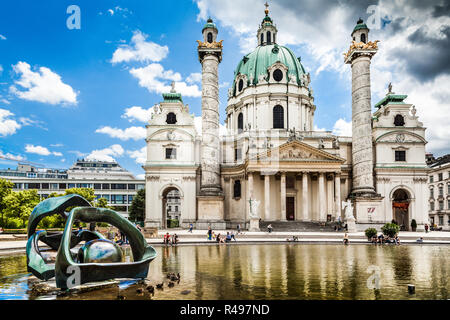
(95, 197), (111, 209)
(3, 189), (40, 228)
(5, 217), (23, 229)
(365, 227), (377, 240)
(167, 219), (179, 228)
(129, 188), (145, 222)
(411, 219), (417, 230)
(382, 223), (400, 237)
(0, 178), (14, 227)
(37, 214), (66, 229)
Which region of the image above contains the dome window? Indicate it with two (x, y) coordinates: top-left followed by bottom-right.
(273, 105), (284, 129)
(267, 31), (271, 44)
(166, 112), (177, 124)
(207, 32), (213, 43)
(260, 33), (264, 45)
(238, 79), (244, 92)
(361, 33), (366, 43)
(394, 114), (405, 126)
(237, 113), (244, 133)
(273, 69), (283, 82)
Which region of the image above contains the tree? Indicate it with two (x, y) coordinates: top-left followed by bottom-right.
(3, 190), (40, 228)
(0, 178), (14, 228)
(95, 197), (111, 209)
(382, 223), (400, 238)
(129, 188), (145, 222)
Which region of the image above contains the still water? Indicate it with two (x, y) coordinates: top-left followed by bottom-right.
(0, 244), (449, 300)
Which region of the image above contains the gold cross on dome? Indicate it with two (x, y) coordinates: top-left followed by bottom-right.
(264, 1), (269, 15)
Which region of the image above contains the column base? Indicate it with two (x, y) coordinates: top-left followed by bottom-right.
(249, 218), (260, 232)
(197, 195), (224, 222)
(195, 220), (227, 230)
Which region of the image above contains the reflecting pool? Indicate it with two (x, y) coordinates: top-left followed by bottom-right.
(0, 244), (449, 300)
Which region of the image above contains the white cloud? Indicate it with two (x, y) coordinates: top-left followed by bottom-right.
(121, 105), (157, 123)
(50, 143), (64, 147)
(332, 118), (352, 136)
(108, 9), (114, 16)
(0, 34), (6, 40)
(0, 109), (21, 137)
(111, 30), (169, 64)
(0, 149), (25, 161)
(95, 126), (146, 141)
(186, 72), (202, 84)
(86, 144), (124, 162)
(25, 144), (62, 156)
(127, 146), (146, 165)
(0, 65), (3, 75)
(313, 125), (327, 132)
(135, 174), (145, 180)
(130, 63), (201, 97)
(10, 61), (78, 105)
(0, 98), (11, 105)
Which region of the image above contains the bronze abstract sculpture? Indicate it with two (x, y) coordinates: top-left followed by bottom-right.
(26, 194), (157, 290)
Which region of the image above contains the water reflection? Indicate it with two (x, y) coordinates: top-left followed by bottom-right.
(0, 244), (449, 300)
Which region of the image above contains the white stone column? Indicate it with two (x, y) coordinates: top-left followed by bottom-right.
(319, 173), (326, 222)
(335, 173), (341, 219)
(199, 54), (222, 196)
(264, 174), (270, 220)
(302, 172), (309, 221)
(281, 172), (286, 221)
(348, 52), (377, 196)
(327, 174), (333, 218)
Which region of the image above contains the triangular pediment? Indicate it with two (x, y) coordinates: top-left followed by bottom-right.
(251, 140), (345, 163)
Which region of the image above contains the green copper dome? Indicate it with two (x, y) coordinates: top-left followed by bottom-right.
(232, 44), (306, 94)
(352, 18), (368, 34)
(202, 18), (217, 32)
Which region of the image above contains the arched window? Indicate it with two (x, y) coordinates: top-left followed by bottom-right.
(207, 32), (213, 43)
(166, 112), (177, 124)
(267, 31), (271, 44)
(233, 180), (241, 198)
(238, 79), (244, 92)
(237, 113), (243, 133)
(361, 33), (366, 43)
(260, 33), (264, 45)
(273, 105), (284, 129)
(394, 114), (405, 126)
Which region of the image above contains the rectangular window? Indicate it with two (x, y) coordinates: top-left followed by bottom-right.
(395, 150), (406, 162)
(430, 176), (434, 183)
(165, 148), (176, 159)
(448, 199), (450, 210)
(101, 194), (110, 201)
(41, 183), (49, 190)
(128, 195), (134, 203)
(439, 201), (444, 210)
(439, 186), (443, 197)
(438, 173), (443, 181)
(128, 184), (135, 190)
(59, 183), (67, 190)
(175, 206), (178, 212)
(28, 183), (40, 189)
(430, 189), (434, 198)
(235, 148), (242, 161)
(102, 184), (110, 190)
(430, 202), (435, 211)
(94, 184), (102, 190)
(111, 184), (126, 190)
(439, 215), (444, 226)
(137, 184), (145, 190)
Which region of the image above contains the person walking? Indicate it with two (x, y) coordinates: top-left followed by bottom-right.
(188, 223), (193, 233)
(267, 224), (273, 233)
(207, 226), (213, 241)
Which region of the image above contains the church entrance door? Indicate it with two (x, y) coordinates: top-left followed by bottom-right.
(162, 187), (181, 229)
(392, 189), (410, 231)
(286, 197), (295, 220)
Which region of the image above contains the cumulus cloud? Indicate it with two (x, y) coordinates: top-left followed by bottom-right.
(86, 144), (124, 162)
(0, 109), (21, 137)
(129, 63), (202, 97)
(127, 146), (146, 165)
(0, 34), (6, 40)
(25, 144), (62, 156)
(121, 105), (158, 123)
(10, 61), (78, 105)
(95, 126), (146, 141)
(111, 30), (168, 64)
(332, 118), (352, 137)
(0, 149), (25, 162)
(186, 72), (202, 84)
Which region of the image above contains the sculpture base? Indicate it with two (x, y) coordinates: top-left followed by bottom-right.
(345, 217), (357, 233)
(249, 218), (260, 232)
(352, 196), (384, 224)
(197, 195), (224, 227)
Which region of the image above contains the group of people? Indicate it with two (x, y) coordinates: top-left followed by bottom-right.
(206, 226), (237, 243)
(370, 233), (401, 245)
(163, 232), (179, 245)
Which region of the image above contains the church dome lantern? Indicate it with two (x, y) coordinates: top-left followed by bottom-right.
(202, 17), (218, 43)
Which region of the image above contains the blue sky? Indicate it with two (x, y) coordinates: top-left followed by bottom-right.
(1, 0), (449, 177)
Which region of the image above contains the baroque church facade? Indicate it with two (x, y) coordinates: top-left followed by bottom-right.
(144, 7), (429, 231)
